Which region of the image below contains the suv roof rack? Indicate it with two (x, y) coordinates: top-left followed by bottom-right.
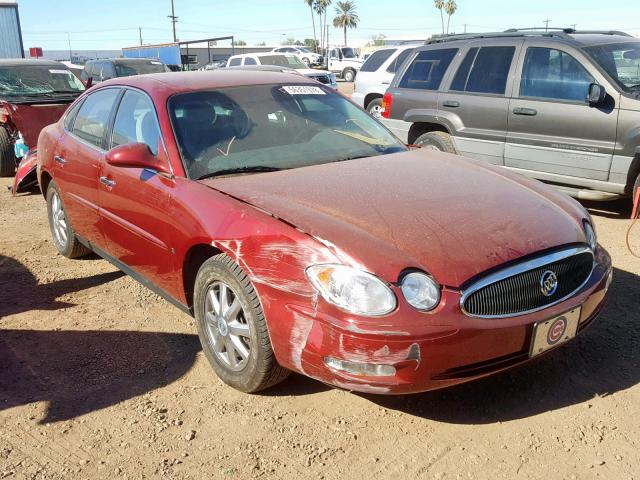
(426, 28), (632, 44)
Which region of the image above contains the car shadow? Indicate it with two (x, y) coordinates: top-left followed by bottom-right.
(0, 254), (123, 319)
(359, 267), (640, 424)
(0, 329), (201, 423)
(582, 198), (632, 219)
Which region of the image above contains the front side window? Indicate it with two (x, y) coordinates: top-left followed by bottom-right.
(450, 46), (515, 95)
(111, 90), (161, 154)
(387, 48), (413, 73)
(72, 88), (120, 148)
(228, 58), (242, 67)
(360, 49), (394, 73)
(520, 47), (594, 102)
(585, 42), (640, 94)
(168, 84), (406, 179)
(399, 48), (458, 90)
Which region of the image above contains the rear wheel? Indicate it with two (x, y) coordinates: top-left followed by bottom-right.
(414, 131), (457, 153)
(366, 98), (384, 119)
(46, 181), (91, 258)
(302, 57), (310, 66)
(343, 68), (356, 82)
(194, 254), (289, 392)
(0, 126), (16, 177)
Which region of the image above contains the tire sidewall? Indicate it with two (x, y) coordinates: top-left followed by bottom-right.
(0, 126), (16, 177)
(194, 257), (267, 392)
(46, 181), (73, 257)
(415, 132), (453, 153)
(343, 69), (355, 82)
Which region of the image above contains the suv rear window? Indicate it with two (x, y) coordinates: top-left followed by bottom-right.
(450, 46), (515, 95)
(399, 48), (457, 90)
(360, 49), (395, 72)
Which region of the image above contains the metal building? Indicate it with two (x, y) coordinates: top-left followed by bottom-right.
(0, 0), (24, 58)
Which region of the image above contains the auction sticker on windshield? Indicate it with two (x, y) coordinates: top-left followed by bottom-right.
(281, 86), (325, 95)
(49, 69), (72, 75)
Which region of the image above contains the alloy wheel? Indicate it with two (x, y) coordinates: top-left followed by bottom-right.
(51, 191), (69, 248)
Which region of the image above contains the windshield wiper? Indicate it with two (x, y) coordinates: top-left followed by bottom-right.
(197, 166), (282, 180)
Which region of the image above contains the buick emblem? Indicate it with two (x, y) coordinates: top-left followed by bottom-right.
(540, 270), (558, 297)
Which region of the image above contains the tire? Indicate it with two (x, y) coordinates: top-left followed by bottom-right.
(46, 181), (92, 259)
(302, 57), (310, 66)
(414, 131), (457, 153)
(366, 98), (384, 119)
(0, 126), (16, 177)
(194, 254), (289, 393)
(343, 68), (356, 82)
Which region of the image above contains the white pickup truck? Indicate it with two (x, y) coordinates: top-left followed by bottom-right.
(326, 47), (363, 82)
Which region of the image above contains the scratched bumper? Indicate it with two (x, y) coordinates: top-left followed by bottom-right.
(259, 246), (611, 395)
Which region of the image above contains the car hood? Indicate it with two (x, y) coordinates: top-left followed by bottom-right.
(201, 150), (588, 288)
(298, 68), (332, 76)
(1, 100), (72, 147)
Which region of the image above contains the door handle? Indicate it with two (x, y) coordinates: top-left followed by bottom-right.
(513, 107), (538, 116)
(99, 176), (116, 188)
(54, 155), (66, 164)
(442, 100), (460, 108)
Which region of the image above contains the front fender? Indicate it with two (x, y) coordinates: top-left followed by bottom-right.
(11, 149), (38, 196)
(404, 108), (463, 134)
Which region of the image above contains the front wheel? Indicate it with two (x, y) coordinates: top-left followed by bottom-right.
(0, 126), (16, 177)
(414, 131), (457, 153)
(46, 181), (91, 258)
(194, 254), (289, 392)
(302, 57), (310, 66)
(343, 68), (356, 82)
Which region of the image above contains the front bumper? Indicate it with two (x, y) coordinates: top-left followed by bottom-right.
(261, 245), (612, 394)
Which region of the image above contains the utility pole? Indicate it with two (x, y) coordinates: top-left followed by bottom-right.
(571, 23), (577, 30)
(66, 32), (72, 62)
(464, 23), (467, 34)
(168, 0), (178, 42)
(543, 19), (552, 32)
(139, 27), (143, 46)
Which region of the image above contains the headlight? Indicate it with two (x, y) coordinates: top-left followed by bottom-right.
(305, 264), (396, 316)
(400, 272), (441, 311)
(584, 221), (597, 251)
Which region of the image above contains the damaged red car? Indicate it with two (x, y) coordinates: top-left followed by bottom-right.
(37, 71), (612, 394)
(1, 59), (85, 183)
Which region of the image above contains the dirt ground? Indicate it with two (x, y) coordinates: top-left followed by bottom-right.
(1, 165), (640, 480)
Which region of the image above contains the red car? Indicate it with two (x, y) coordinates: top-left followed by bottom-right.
(37, 71), (612, 394)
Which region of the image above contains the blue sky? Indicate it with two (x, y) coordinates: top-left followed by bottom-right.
(19, 0), (640, 51)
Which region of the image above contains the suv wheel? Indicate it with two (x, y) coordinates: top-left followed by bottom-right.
(194, 254), (290, 392)
(343, 68), (356, 82)
(0, 126), (16, 177)
(366, 98), (384, 119)
(414, 131), (457, 154)
(46, 181), (92, 258)
(302, 57), (310, 66)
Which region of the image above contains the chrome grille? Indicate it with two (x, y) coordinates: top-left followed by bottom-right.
(461, 247), (594, 318)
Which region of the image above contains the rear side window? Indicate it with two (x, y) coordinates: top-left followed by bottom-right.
(111, 90), (161, 155)
(63, 99), (84, 131)
(399, 48), (457, 90)
(228, 58), (241, 67)
(387, 48), (413, 73)
(72, 88), (120, 148)
(360, 49), (395, 73)
(244, 57), (258, 66)
(520, 47), (594, 102)
(451, 46), (515, 95)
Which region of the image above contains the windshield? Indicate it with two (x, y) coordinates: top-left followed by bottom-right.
(298, 47), (311, 53)
(0, 65), (85, 97)
(114, 61), (169, 77)
(584, 42), (640, 93)
(341, 48), (358, 59)
(258, 55), (307, 70)
(169, 84), (406, 179)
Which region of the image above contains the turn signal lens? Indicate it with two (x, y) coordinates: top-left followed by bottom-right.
(381, 92), (393, 118)
(400, 272), (441, 311)
(324, 357), (396, 377)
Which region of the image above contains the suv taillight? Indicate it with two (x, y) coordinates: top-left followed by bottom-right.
(381, 92), (392, 119)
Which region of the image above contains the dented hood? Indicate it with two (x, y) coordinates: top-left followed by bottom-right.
(202, 150), (588, 287)
(1, 101), (71, 147)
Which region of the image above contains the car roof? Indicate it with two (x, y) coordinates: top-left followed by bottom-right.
(98, 70), (316, 93)
(87, 58), (162, 63)
(230, 52), (295, 58)
(0, 59), (66, 67)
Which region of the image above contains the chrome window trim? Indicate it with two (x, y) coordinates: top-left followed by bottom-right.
(460, 245), (595, 319)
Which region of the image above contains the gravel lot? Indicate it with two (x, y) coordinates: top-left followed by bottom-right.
(1, 155), (639, 478)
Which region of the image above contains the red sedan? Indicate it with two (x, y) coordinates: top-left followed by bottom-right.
(37, 71), (612, 394)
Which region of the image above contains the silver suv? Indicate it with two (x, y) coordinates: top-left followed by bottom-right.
(382, 29), (640, 203)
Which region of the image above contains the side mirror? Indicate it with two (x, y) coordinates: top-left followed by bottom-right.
(588, 83), (606, 106)
(85, 76), (93, 89)
(105, 143), (172, 176)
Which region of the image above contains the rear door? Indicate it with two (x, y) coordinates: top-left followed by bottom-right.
(98, 88), (175, 286)
(505, 42), (619, 181)
(54, 87), (121, 245)
(438, 40), (523, 165)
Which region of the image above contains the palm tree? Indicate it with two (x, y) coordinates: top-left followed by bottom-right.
(304, 0), (318, 53)
(333, 1), (359, 46)
(434, 0), (445, 35)
(314, 0), (332, 53)
(445, 0), (457, 34)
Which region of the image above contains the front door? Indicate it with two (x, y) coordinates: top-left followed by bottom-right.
(54, 87), (120, 245)
(438, 40), (523, 166)
(98, 89), (175, 289)
(505, 44), (619, 181)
